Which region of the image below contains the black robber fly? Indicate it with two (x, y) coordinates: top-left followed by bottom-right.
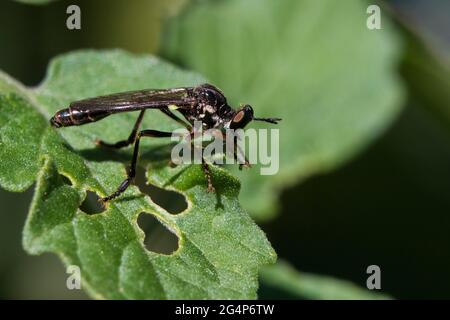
(50, 83), (281, 203)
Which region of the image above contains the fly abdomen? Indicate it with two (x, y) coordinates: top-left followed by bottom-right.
(50, 108), (73, 127)
(50, 107), (110, 128)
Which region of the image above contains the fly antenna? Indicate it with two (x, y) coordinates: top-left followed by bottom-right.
(253, 117), (282, 124)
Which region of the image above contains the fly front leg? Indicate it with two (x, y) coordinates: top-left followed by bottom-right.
(160, 108), (192, 130)
(237, 148), (251, 170)
(230, 135), (251, 170)
(96, 110), (145, 149)
(100, 128), (173, 203)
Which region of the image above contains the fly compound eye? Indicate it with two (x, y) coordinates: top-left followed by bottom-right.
(230, 104), (254, 129)
(234, 110), (245, 122)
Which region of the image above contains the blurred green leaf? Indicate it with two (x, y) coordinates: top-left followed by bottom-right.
(398, 20), (450, 124)
(260, 260), (390, 300)
(0, 49), (276, 299)
(14, 0), (58, 4)
(162, 0), (405, 220)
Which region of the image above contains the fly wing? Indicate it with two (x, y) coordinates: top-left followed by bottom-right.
(69, 87), (195, 112)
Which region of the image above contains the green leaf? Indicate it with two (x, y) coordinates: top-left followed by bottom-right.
(398, 22), (450, 125)
(0, 49), (276, 299)
(260, 260), (390, 300)
(162, 0), (405, 220)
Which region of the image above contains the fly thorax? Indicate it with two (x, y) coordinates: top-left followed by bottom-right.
(196, 103), (219, 129)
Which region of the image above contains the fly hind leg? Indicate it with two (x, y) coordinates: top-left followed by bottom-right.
(100, 128), (172, 203)
(96, 110), (145, 149)
(202, 158), (215, 193)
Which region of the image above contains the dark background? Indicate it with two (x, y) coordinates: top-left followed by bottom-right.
(0, 0), (449, 299)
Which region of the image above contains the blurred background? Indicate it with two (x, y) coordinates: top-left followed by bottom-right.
(0, 0), (449, 299)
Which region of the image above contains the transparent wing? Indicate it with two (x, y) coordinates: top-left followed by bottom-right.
(70, 87), (195, 112)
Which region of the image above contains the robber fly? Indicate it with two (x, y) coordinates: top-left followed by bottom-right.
(50, 83), (281, 203)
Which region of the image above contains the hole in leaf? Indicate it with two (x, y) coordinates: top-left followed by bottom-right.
(135, 166), (187, 214)
(59, 174), (72, 186)
(137, 212), (179, 255)
(80, 191), (105, 215)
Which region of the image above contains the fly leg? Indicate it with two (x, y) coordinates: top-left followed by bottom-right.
(100, 129), (172, 203)
(160, 108), (192, 130)
(96, 110), (145, 148)
(202, 158), (215, 193)
(160, 108), (192, 167)
(236, 146), (251, 170)
(230, 135), (251, 170)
